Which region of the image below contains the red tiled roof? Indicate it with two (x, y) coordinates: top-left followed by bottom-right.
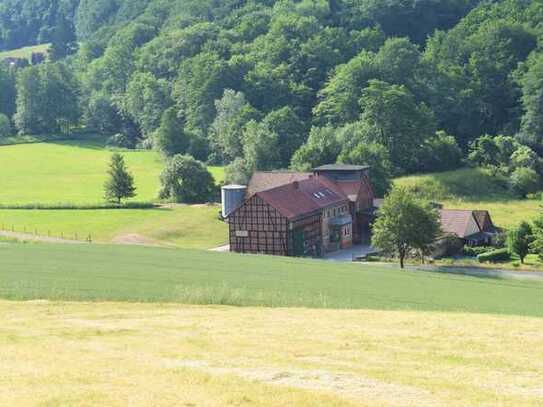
(315, 173), (375, 203)
(257, 177), (349, 220)
(439, 209), (479, 238)
(247, 171), (312, 197)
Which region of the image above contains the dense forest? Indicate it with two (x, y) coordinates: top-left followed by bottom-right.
(1, 0), (543, 192)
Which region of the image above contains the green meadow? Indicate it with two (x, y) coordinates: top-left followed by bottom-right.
(1, 243), (542, 316)
(0, 139), (227, 247)
(0, 205), (227, 248)
(0, 138), (224, 205)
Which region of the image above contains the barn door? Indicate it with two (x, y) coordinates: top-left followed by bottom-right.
(293, 229), (305, 257)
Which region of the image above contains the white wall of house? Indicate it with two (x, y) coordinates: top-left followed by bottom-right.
(464, 215), (481, 237)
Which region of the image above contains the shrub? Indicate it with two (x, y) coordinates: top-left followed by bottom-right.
(365, 255), (383, 262)
(509, 167), (541, 198)
(159, 154), (216, 203)
(477, 248), (511, 263)
(463, 246), (494, 257)
(107, 133), (137, 149)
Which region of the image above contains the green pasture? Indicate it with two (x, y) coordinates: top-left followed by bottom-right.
(0, 138), (224, 205)
(0, 138), (227, 248)
(0, 205), (227, 248)
(0, 43), (50, 61)
(395, 168), (542, 228)
(0, 243), (542, 316)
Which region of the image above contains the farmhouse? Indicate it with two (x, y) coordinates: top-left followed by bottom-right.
(439, 209), (499, 246)
(225, 165), (376, 257)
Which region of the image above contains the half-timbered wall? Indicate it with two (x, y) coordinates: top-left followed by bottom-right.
(289, 214), (322, 257)
(229, 195), (290, 256)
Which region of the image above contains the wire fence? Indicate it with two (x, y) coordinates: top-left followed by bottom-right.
(0, 224), (92, 243)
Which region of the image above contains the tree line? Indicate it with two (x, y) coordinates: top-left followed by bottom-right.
(1, 0), (543, 196)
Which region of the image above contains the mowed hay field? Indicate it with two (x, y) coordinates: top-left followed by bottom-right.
(1, 243), (543, 406)
(396, 168), (542, 228)
(2, 301), (543, 407)
(0, 139), (227, 247)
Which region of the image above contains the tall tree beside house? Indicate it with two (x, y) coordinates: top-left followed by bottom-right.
(507, 222), (533, 264)
(242, 120), (281, 172)
(291, 126), (341, 171)
(357, 79), (436, 174)
(209, 89), (259, 164)
(338, 141), (393, 197)
(262, 106), (306, 168)
(104, 153), (136, 204)
(372, 187), (441, 269)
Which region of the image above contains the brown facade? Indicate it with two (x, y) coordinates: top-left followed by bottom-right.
(228, 195), (322, 257)
(228, 165), (377, 258)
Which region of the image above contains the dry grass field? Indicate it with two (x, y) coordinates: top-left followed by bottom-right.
(1, 301), (542, 406)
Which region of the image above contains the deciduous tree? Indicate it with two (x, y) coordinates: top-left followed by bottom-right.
(372, 187), (440, 268)
(159, 154), (215, 203)
(507, 222), (533, 264)
(358, 80), (436, 174)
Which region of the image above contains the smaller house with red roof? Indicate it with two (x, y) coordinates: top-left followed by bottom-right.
(439, 209), (498, 246)
(226, 165), (376, 257)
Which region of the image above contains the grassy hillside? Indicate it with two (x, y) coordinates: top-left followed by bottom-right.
(0, 43), (49, 61)
(0, 138), (224, 205)
(396, 168), (541, 227)
(2, 301), (542, 406)
(1, 243), (542, 316)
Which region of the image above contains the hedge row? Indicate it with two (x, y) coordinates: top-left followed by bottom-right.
(477, 248), (511, 263)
